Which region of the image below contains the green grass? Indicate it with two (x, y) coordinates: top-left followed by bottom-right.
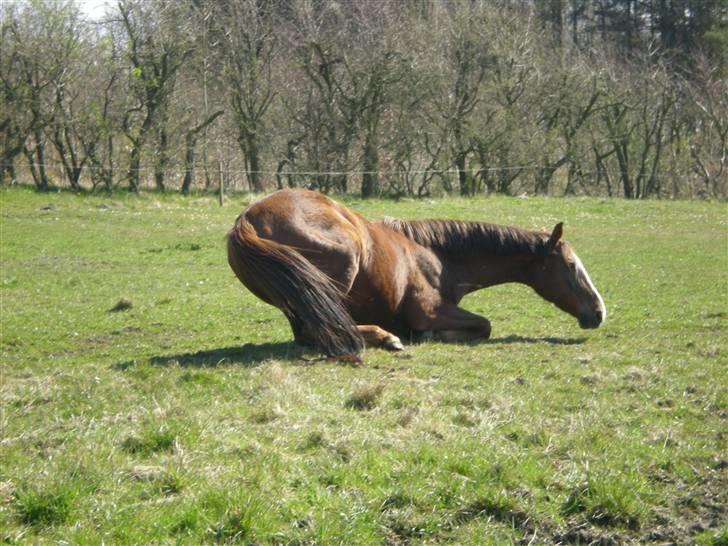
(13, 483), (77, 527)
(1, 186), (726, 544)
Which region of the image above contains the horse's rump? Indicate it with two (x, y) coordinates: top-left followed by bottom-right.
(227, 215), (364, 358)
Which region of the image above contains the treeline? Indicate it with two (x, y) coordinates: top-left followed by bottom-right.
(1, 0), (727, 198)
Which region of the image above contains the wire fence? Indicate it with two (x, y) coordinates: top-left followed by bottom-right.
(2, 162), (700, 180)
(4, 156), (720, 198)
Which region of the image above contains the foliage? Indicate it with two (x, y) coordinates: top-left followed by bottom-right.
(1, 0), (726, 197)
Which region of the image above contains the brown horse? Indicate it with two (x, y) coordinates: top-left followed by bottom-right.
(227, 188), (606, 359)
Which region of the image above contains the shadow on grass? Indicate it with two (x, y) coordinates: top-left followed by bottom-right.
(111, 335), (586, 371)
(486, 335), (587, 346)
(112, 342), (302, 370)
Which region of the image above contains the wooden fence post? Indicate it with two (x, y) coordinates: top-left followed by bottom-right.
(218, 160), (224, 207)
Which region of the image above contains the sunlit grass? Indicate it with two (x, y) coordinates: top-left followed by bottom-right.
(1, 186), (726, 544)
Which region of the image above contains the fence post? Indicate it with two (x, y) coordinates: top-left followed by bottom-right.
(218, 160), (224, 207)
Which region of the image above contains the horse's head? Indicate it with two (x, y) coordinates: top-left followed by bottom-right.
(527, 223), (606, 329)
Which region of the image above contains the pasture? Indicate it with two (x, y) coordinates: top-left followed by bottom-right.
(0, 187), (726, 545)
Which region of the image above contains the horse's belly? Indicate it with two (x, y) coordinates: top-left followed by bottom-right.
(347, 267), (410, 332)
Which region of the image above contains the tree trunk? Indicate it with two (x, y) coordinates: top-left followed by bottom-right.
(52, 125), (85, 192)
(615, 142), (634, 198)
(127, 140), (142, 192)
(27, 129), (50, 191)
(104, 134), (115, 191)
(180, 110), (224, 195)
(456, 151), (470, 196)
(1, 124), (25, 186)
(247, 138), (263, 193)
(181, 133), (196, 196)
(154, 126), (169, 192)
(361, 131), (379, 197)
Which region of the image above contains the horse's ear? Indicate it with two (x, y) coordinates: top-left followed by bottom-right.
(546, 222), (564, 252)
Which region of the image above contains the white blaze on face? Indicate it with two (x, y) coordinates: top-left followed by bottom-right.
(573, 252), (606, 322)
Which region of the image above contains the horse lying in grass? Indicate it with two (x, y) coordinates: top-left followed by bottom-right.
(227, 188), (606, 360)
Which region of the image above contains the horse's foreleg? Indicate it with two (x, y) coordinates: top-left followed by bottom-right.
(412, 304), (492, 343)
(432, 328), (489, 343)
(357, 325), (404, 351)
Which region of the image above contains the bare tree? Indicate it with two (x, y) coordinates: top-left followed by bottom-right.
(0, 3), (32, 185)
(2, 1), (79, 190)
(472, 10), (539, 195)
(181, 109), (224, 195)
(207, 0), (277, 193)
(339, 1), (410, 197)
(282, 0), (364, 194)
(599, 54), (679, 198)
(687, 56), (728, 197)
(45, 8), (94, 192)
(532, 59), (603, 195)
(117, 0), (192, 192)
(430, 3), (493, 196)
(82, 37), (123, 192)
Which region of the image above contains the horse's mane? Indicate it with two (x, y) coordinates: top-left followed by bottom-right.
(381, 217), (548, 256)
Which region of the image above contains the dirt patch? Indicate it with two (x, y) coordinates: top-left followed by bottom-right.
(452, 497), (543, 543)
(659, 473), (728, 543)
(553, 522), (624, 545)
(454, 499), (531, 528)
(381, 512), (429, 546)
(547, 464), (727, 544)
(109, 298), (133, 312)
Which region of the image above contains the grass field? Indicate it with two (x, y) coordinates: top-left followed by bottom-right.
(1, 187), (726, 545)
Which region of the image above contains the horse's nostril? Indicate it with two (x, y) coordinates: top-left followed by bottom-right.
(595, 310), (603, 323)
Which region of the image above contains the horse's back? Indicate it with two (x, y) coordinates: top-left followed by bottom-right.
(244, 189), (364, 247)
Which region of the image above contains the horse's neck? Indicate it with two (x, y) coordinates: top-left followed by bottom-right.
(443, 254), (532, 303)
(380, 217), (545, 302)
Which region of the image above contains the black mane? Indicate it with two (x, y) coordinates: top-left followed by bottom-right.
(381, 217), (548, 256)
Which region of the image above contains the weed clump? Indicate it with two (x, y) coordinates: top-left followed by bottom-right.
(207, 505), (260, 543)
(453, 494), (524, 526)
(248, 405), (282, 424)
(299, 430), (329, 451)
(561, 477), (645, 530)
(169, 509), (202, 535)
(127, 465), (184, 496)
(344, 383), (384, 411)
(14, 484), (75, 526)
(121, 425), (177, 455)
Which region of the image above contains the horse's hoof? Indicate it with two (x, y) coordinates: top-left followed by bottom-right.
(384, 335), (404, 351)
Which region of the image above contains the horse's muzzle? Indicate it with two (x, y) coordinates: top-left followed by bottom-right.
(579, 309), (604, 329)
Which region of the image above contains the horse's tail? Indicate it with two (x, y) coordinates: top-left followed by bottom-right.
(227, 215), (364, 359)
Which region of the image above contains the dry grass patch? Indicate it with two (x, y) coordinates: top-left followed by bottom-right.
(344, 382), (385, 411)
